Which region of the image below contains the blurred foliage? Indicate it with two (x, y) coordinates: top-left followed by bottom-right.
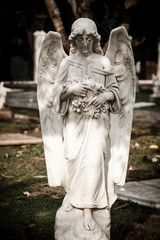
(6, 0), (51, 32)
(2, 0), (160, 48)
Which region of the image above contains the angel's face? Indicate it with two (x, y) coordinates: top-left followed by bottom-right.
(75, 33), (93, 56)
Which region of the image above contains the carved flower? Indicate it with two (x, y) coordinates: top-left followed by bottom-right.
(66, 78), (109, 119)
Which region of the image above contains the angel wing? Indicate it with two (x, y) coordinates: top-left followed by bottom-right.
(105, 26), (136, 186)
(37, 31), (68, 188)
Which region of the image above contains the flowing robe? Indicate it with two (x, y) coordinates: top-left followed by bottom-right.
(53, 55), (121, 208)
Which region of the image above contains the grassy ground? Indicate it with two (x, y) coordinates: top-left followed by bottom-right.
(0, 100), (160, 239)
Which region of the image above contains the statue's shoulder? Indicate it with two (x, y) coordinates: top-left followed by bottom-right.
(92, 54), (113, 71)
(63, 55), (82, 67)
(98, 55), (111, 66)
(59, 55), (72, 68)
(66, 54), (81, 62)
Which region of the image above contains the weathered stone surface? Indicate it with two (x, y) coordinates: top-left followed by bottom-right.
(33, 31), (46, 82)
(55, 205), (110, 240)
(133, 110), (160, 126)
(0, 133), (42, 146)
(134, 102), (155, 108)
(37, 18), (136, 239)
(14, 113), (40, 122)
(6, 91), (38, 109)
(116, 179), (160, 208)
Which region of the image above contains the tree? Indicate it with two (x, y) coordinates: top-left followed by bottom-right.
(44, 0), (70, 51)
(67, 0), (94, 18)
(43, 0), (159, 64)
(44, 0), (129, 53)
(43, 0), (97, 52)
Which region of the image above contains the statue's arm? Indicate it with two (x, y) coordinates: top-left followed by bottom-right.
(106, 74), (121, 113)
(60, 83), (92, 101)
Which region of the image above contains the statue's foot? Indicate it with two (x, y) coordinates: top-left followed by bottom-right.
(83, 208), (96, 231)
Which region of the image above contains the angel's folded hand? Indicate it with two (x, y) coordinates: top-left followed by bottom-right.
(87, 93), (107, 107)
(69, 83), (92, 97)
(87, 92), (114, 108)
(81, 83), (93, 92)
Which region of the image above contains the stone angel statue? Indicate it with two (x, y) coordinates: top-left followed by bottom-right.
(37, 18), (136, 240)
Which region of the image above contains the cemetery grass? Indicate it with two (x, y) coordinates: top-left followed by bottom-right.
(0, 107), (160, 240)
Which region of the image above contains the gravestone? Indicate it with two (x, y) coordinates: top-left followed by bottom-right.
(6, 91), (38, 110)
(33, 31), (46, 82)
(150, 42), (160, 106)
(116, 179), (160, 208)
(0, 133), (42, 146)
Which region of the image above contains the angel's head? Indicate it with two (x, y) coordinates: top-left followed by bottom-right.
(69, 18), (103, 55)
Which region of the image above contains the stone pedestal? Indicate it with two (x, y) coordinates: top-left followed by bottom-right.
(55, 202), (110, 240)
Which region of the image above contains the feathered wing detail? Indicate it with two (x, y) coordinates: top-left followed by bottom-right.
(37, 31), (68, 188)
(105, 26), (136, 186)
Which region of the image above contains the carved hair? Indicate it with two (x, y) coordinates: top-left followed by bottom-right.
(69, 18), (103, 55)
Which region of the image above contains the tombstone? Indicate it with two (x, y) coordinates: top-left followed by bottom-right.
(33, 31), (46, 82)
(0, 133), (42, 146)
(0, 82), (8, 110)
(0, 82), (12, 120)
(150, 42), (160, 106)
(0, 82), (17, 120)
(37, 18), (136, 240)
(6, 91), (38, 110)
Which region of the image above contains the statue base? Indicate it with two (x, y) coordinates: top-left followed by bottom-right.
(54, 204), (110, 240)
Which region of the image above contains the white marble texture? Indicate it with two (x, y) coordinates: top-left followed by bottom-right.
(33, 30), (46, 82)
(37, 18), (136, 239)
(0, 82), (12, 109)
